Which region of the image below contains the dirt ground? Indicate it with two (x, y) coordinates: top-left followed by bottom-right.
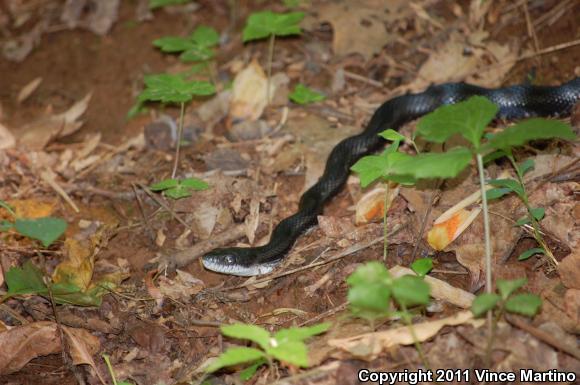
(0, 0), (579, 384)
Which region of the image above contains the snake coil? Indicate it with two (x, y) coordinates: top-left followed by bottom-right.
(202, 78), (580, 276)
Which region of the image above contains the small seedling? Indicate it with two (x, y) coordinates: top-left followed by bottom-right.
(242, 10), (305, 104)
(471, 277), (542, 365)
(351, 139), (416, 261)
(153, 25), (220, 82)
(347, 261), (431, 366)
(0, 200), (67, 247)
(132, 73), (215, 178)
(289, 83), (325, 104)
(150, 177), (209, 199)
(206, 322), (330, 380)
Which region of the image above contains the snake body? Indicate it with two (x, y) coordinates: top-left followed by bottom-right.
(202, 78), (580, 276)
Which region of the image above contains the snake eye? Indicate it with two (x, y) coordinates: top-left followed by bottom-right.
(225, 255), (235, 265)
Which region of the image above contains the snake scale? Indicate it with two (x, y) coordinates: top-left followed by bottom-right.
(202, 78), (580, 276)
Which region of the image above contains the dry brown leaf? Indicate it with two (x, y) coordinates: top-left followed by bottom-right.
(53, 238), (94, 291)
(18, 93), (91, 149)
(328, 311), (480, 360)
(318, 1), (392, 60)
(229, 60), (272, 122)
(559, 251), (580, 290)
(17, 77), (42, 104)
(62, 327), (105, 384)
(318, 215), (355, 238)
(0, 321), (100, 375)
(244, 198), (261, 245)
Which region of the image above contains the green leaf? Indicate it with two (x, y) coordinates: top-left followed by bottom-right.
(268, 340), (308, 367)
(242, 11), (305, 42)
(164, 186), (193, 199)
(505, 293), (542, 317)
(221, 324), (271, 350)
(15, 217), (67, 247)
(471, 293), (500, 317)
(153, 36), (195, 53)
(489, 118), (576, 151)
(379, 129), (406, 142)
(482, 149), (508, 164)
(289, 83), (325, 104)
(518, 159), (535, 176)
(351, 149), (414, 188)
(529, 207), (545, 221)
(393, 147), (472, 180)
(205, 347), (265, 373)
(416, 96), (498, 149)
(239, 358), (267, 380)
(138, 74), (215, 104)
(273, 323), (330, 343)
(391, 275), (430, 307)
(487, 178), (524, 199)
(347, 262), (392, 319)
(180, 45), (215, 62)
(0, 219), (13, 232)
(410, 258), (433, 277)
(150, 178), (179, 191)
(517, 247), (544, 261)
(5, 261), (47, 296)
(497, 278), (527, 300)
(191, 25), (220, 47)
(149, 0), (191, 9)
(485, 187), (512, 201)
(180, 177), (209, 190)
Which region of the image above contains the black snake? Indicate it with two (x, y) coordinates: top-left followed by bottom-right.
(202, 78), (580, 276)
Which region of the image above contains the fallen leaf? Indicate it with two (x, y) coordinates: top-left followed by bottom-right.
(318, 1), (392, 60)
(559, 251), (580, 290)
(428, 208), (481, 250)
(0, 321), (100, 375)
(229, 60), (273, 122)
(355, 184), (400, 225)
(328, 311), (480, 360)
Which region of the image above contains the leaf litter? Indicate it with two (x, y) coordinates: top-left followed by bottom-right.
(0, 0), (579, 383)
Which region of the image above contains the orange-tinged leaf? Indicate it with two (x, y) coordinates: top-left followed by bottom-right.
(52, 238), (94, 290)
(427, 208), (480, 250)
(4, 199), (57, 219)
(355, 184), (399, 225)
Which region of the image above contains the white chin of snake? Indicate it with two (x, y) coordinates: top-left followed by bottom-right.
(202, 259), (279, 277)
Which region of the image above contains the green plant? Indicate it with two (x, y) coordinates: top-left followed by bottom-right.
(242, 11), (305, 104)
(410, 257), (433, 277)
(153, 25), (220, 82)
(150, 177), (209, 199)
(471, 277), (542, 365)
(206, 323), (330, 380)
(374, 98), (574, 296)
(351, 138), (416, 261)
(0, 261), (114, 306)
(289, 83), (325, 104)
(131, 73), (215, 178)
(0, 200), (67, 247)
(149, 0), (192, 9)
(347, 261), (431, 366)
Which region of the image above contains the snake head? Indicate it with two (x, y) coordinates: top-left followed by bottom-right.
(202, 247), (279, 276)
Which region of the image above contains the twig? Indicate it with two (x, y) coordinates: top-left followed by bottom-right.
(505, 314), (580, 361)
(159, 223), (248, 270)
(137, 183), (189, 228)
(298, 302), (348, 327)
(40, 169), (79, 213)
(171, 102), (186, 179)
